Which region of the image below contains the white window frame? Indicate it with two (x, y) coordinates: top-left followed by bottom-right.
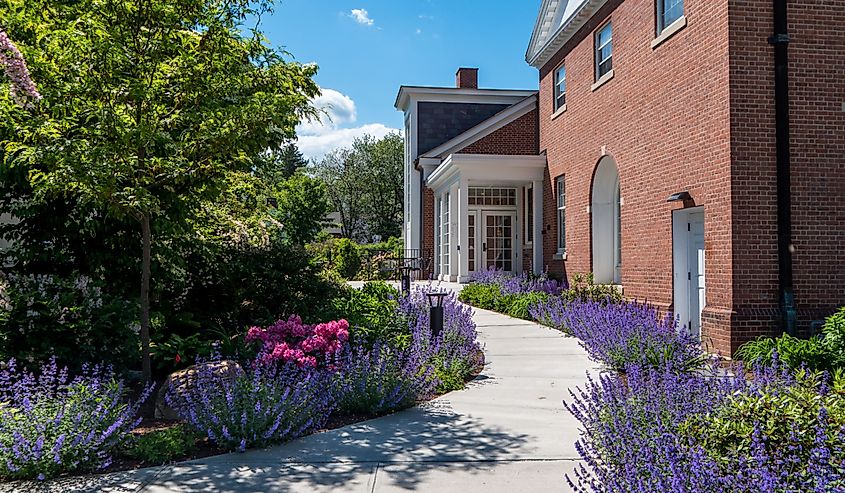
(556, 175), (566, 254)
(553, 64), (566, 111)
(657, 0), (684, 34)
(595, 22), (613, 81)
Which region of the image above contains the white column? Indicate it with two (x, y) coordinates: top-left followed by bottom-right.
(449, 182), (460, 282)
(433, 194), (440, 279)
(532, 180), (544, 275)
(439, 193), (447, 281)
(457, 178), (470, 283)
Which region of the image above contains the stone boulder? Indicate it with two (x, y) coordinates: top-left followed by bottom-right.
(154, 360), (242, 420)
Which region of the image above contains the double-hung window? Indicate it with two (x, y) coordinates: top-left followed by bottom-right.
(657, 0), (684, 33)
(595, 22), (613, 80)
(556, 176), (566, 253)
(554, 64), (566, 111)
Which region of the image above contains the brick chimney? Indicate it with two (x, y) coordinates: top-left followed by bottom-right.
(456, 67), (478, 89)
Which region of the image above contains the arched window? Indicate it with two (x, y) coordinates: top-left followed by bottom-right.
(591, 156), (622, 284)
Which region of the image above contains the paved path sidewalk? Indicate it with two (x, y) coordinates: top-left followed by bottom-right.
(13, 295), (595, 493)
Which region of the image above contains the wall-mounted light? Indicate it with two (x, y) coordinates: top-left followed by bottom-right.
(666, 191), (692, 202)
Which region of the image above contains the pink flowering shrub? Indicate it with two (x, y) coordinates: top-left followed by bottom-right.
(245, 315), (350, 368)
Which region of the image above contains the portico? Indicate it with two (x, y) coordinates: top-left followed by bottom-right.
(423, 153), (546, 282)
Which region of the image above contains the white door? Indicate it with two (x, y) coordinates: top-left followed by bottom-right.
(687, 212), (706, 338)
(673, 208), (706, 339)
(482, 212), (516, 273)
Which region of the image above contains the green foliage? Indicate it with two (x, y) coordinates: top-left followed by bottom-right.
(823, 307), (845, 368)
(0, 273), (137, 372)
(151, 333), (213, 374)
(734, 306), (845, 372)
(458, 283), (503, 310)
(680, 370), (845, 472)
(1, 0), (320, 377)
(433, 356), (477, 393)
(735, 333), (832, 371)
(332, 238), (362, 280)
(275, 173), (330, 246)
(331, 282), (406, 347)
(500, 292), (551, 320)
(311, 133), (403, 241)
(563, 273), (623, 304)
(123, 425), (198, 465)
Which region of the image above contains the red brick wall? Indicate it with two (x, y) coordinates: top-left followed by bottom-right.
(458, 108), (539, 155)
(728, 0), (845, 347)
(421, 187), (435, 280)
(538, 0), (734, 352)
(538, 0), (845, 355)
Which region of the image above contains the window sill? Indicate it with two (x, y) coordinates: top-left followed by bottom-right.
(651, 15), (687, 49)
(553, 251), (568, 261)
(591, 69), (614, 92)
(550, 104), (567, 120)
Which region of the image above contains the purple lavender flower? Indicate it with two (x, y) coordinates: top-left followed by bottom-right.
(165, 357), (335, 451)
(0, 30), (41, 107)
(0, 357), (151, 481)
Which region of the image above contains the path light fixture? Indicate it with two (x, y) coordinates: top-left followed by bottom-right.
(399, 265), (413, 293)
(426, 291), (449, 339)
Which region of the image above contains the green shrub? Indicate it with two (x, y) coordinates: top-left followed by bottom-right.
(0, 272), (137, 373)
(331, 281), (406, 347)
(680, 369), (845, 474)
(735, 332), (833, 371)
(501, 292), (550, 320)
(563, 273), (623, 304)
(822, 307), (845, 368)
(458, 283), (502, 310)
(333, 238), (362, 280)
(123, 425), (198, 465)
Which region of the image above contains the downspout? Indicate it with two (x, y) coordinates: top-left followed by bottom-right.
(769, 0), (797, 335)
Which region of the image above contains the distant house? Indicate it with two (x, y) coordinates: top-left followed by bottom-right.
(397, 0), (845, 356)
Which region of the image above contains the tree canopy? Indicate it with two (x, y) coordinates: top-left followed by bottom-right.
(0, 0), (320, 379)
(311, 133), (403, 242)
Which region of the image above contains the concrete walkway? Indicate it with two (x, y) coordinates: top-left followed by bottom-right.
(13, 294), (595, 493)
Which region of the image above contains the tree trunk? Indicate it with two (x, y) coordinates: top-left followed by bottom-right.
(140, 213), (152, 381)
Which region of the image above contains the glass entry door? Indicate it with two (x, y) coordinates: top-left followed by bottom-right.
(482, 212), (516, 272)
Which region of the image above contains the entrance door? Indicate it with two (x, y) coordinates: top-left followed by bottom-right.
(482, 212), (516, 273)
(673, 208), (706, 339)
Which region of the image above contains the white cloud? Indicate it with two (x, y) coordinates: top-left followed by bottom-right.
(297, 88), (399, 160)
(298, 123), (397, 160)
(349, 9), (374, 26)
(415, 28), (422, 35)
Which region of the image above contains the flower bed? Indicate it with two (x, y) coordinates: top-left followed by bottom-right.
(0, 282), (481, 481)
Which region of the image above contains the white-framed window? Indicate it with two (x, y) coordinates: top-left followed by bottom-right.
(524, 186), (534, 244)
(595, 22), (613, 80)
(554, 64), (566, 110)
(468, 187), (517, 207)
(657, 0), (684, 33)
(556, 175), (566, 253)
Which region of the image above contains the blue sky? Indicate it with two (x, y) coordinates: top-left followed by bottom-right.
(259, 1), (542, 158)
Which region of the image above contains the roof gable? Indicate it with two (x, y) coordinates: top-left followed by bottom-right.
(526, 0), (609, 68)
(422, 95), (537, 159)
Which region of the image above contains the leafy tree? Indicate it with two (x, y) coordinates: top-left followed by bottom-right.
(311, 133), (403, 242)
(0, 0), (319, 380)
(312, 145), (369, 241)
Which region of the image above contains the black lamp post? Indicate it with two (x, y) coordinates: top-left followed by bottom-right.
(426, 291), (448, 339)
(399, 265), (413, 293)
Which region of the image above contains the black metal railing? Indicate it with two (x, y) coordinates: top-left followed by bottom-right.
(361, 248), (434, 283)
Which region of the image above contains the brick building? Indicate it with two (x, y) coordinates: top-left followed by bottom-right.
(397, 0), (844, 355)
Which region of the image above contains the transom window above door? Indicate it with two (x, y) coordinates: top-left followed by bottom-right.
(468, 187), (517, 206)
